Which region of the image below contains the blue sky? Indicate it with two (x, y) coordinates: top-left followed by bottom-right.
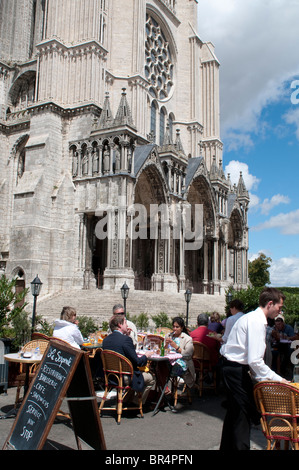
(197, 0), (299, 286)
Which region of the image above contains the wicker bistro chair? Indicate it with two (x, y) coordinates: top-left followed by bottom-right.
(31, 332), (51, 341)
(145, 334), (164, 348)
(192, 341), (217, 397)
(171, 375), (192, 407)
(14, 339), (50, 408)
(254, 381), (299, 450)
(98, 350), (143, 424)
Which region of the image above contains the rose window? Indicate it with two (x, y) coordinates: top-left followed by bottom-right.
(145, 14), (174, 100)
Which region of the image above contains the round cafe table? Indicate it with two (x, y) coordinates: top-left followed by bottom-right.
(1, 353), (43, 419)
(137, 351), (182, 416)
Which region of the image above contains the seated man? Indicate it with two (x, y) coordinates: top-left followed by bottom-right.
(102, 314), (155, 404)
(112, 303), (138, 348)
(271, 313), (294, 380)
(190, 313), (220, 367)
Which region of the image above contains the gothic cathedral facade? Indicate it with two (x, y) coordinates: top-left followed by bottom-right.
(0, 0), (249, 296)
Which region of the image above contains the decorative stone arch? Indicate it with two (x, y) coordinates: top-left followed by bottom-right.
(10, 134), (30, 184)
(8, 71), (36, 112)
(10, 267), (26, 307)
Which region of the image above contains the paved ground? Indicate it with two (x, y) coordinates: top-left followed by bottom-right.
(0, 384), (266, 454)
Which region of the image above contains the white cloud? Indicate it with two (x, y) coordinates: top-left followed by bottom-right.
(198, 0), (299, 148)
(259, 194), (290, 215)
(248, 193), (260, 210)
(252, 209), (299, 235)
(249, 250), (272, 262)
(224, 160), (260, 191)
(270, 256), (299, 287)
(283, 107), (299, 141)
(224, 161), (291, 214)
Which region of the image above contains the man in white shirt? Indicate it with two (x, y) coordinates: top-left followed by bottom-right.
(219, 287), (288, 450)
(222, 298), (244, 344)
(112, 304), (138, 348)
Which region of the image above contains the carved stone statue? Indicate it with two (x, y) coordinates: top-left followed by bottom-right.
(103, 145), (110, 173)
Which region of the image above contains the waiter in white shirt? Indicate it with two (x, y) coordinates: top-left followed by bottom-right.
(219, 287), (288, 450)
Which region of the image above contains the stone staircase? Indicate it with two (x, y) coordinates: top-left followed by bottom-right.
(33, 288), (226, 328)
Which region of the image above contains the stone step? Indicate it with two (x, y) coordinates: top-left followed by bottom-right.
(33, 288), (226, 328)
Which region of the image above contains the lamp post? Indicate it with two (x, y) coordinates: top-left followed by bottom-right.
(120, 282), (129, 316)
(184, 288), (192, 328)
(30, 275), (43, 335)
(226, 291), (233, 305)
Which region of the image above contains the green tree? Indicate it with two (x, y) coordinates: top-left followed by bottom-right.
(0, 275), (29, 337)
(248, 253), (272, 287)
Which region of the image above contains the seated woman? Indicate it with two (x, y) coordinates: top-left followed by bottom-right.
(165, 316), (195, 389)
(208, 311), (224, 335)
(53, 306), (84, 349)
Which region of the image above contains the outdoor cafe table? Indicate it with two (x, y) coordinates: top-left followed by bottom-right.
(81, 341), (103, 352)
(1, 352), (43, 419)
(137, 351), (182, 416)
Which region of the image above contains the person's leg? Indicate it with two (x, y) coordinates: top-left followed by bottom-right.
(141, 371), (155, 404)
(220, 362), (252, 450)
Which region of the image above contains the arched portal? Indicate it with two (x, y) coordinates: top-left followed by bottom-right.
(185, 175), (216, 293)
(133, 164), (168, 290)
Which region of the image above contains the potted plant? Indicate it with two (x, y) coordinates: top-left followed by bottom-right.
(0, 275), (32, 387)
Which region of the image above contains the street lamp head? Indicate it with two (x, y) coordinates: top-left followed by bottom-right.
(120, 282), (129, 300)
(184, 288), (192, 304)
(31, 275), (43, 297)
(226, 291), (233, 304)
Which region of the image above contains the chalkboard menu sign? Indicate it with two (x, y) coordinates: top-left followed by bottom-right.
(3, 339), (106, 450)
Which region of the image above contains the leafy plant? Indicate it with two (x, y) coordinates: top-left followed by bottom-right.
(135, 312), (150, 330)
(101, 321), (109, 331)
(0, 274), (29, 338)
(226, 286), (263, 314)
(77, 315), (99, 338)
(127, 312), (150, 329)
(151, 311), (172, 329)
(35, 315), (54, 337)
(225, 285), (299, 328)
(11, 311), (32, 349)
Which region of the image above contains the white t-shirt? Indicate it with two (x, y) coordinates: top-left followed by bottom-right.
(53, 319), (84, 349)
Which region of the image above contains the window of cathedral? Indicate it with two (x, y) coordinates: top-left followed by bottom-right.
(150, 101), (158, 142)
(145, 14), (174, 101)
(159, 107), (166, 145)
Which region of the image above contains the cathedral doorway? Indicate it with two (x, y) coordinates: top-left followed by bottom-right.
(133, 164), (168, 290)
(185, 176), (216, 293)
(87, 215), (108, 289)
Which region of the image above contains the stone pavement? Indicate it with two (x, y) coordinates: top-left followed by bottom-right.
(0, 385), (266, 453)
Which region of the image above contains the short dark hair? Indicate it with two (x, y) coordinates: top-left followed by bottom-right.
(112, 304), (125, 314)
(259, 287), (285, 308)
(109, 314), (125, 331)
(229, 299), (244, 311)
